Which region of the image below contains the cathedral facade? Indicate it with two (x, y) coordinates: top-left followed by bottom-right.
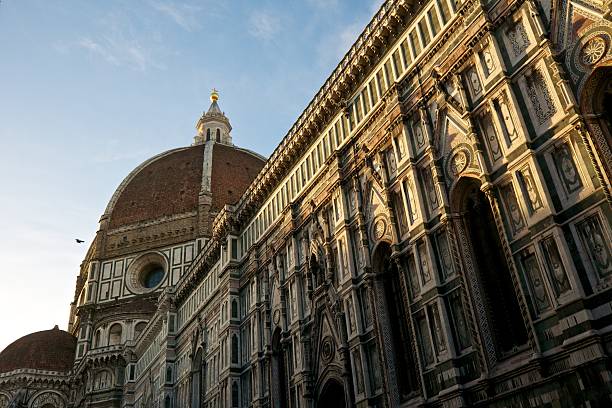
(1, 0), (612, 407)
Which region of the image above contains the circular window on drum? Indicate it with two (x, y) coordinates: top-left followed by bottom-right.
(141, 264), (164, 288)
(126, 252), (168, 294)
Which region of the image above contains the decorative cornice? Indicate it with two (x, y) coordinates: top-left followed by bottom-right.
(174, 0), (496, 305)
(229, 0), (413, 225)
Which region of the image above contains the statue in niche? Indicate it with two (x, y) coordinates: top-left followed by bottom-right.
(406, 176), (418, 221)
(387, 149), (397, 176)
(541, 237), (571, 296)
(578, 216), (611, 278)
(522, 252), (551, 313)
(469, 68), (482, 95)
(483, 49), (495, 74)
(415, 123), (425, 147)
(499, 97), (517, 140)
(423, 167), (438, 209)
(346, 297), (356, 333)
(437, 232), (453, 279)
(309, 252), (325, 286)
(484, 114), (501, 159)
(554, 143), (582, 193)
(418, 315), (435, 365)
(501, 184), (525, 233)
(418, 242), (432, 284)
(431, 304), (447, 353)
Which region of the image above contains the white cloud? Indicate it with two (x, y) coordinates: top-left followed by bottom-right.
(306, 0), (339, 9)
(77, 35), (163, 71)
(78, 37), (121, 66)
(248, 11), (281, 40)
(151, 2), (203, 32)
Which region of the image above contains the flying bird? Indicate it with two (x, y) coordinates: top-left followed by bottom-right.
(75, 239), (85, 244)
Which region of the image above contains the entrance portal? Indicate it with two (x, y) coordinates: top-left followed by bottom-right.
(580, 66), (612, 181)
(317, 379), (346, 408)
(271, 328), (288, 408)
(456, 179), (528, 357)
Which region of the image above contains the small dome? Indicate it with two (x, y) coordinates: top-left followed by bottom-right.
(0, 326), (76, 373)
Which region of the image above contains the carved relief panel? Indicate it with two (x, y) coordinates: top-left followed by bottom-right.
(544, 135), (592, 206)
(517, 61), (562, 136)
(501, 9), (535, 66)
(518, 229), (578, 318)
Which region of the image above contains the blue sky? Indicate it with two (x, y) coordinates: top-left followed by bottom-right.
(0, 0), (383, 351)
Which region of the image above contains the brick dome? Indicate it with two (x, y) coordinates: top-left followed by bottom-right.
(0, 326), (76, 373)
(105, 143), (265, 230)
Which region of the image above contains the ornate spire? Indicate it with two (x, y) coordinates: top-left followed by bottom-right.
(207, 89), (223, 115)
(193, 88), (233, 146)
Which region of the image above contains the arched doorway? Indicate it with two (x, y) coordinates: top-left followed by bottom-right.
(453, 178), (528, 359)
(372, 242), (419, 400)
(271, 328), (288, 408)
(318, 379), (346, 408)
(580, 65), (612, 182)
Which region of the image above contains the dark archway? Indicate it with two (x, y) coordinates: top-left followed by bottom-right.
(454, 178), (527, 358)
(372, 242), (419, 400)
(317, 379), (346, 408)
(191, 348), (202, 408)
(271, 328), (288, 408)
(580, 65), (612, 182)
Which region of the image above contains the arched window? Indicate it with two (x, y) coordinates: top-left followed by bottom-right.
(166, 366), (173, 383)
(206, 128), (211, 141)
(94, 329), (102, 348)
(164, 396), (171, 408)
(231, 381), (239, 408)
(216, 128), (221, 142)
(134, 321), (147, 340)
(93, 370), (113, 390)
(231, 300), (238, 319)
(231, 334), (239, 364)
(108, 323), (122, 345)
